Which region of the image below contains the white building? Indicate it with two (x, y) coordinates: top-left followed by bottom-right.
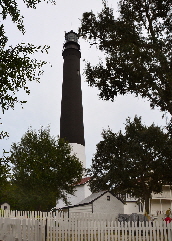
(56, 177), (92, 208)
(151, 185), (172, 215)
(1, 203), (10, 210)
(124, 194), (143, 214)
(61, 191), (124, 219)
(123, 185), (172, 215)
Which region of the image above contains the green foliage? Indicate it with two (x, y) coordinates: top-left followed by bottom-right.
(79, 0), (172, 115)
(7, 127), (83, 211)
(0, 0), (55, 114)
(88, 116), (172, 214)
(0, 154), (10, 204)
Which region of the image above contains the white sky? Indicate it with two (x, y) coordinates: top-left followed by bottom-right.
(1, 0), (170, 168)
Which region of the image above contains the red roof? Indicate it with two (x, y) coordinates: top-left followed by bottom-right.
(76, 177), (91, 186)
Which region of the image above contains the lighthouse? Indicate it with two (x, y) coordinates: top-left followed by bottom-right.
(56, 31), (91, 208)
(60, 30), (86, 168)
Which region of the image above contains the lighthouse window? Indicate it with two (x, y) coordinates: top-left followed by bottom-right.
(66, 32), (78, 43)
(77, 70), (79, 76)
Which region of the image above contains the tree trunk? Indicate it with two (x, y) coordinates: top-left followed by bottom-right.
(144, 193), (150, 214)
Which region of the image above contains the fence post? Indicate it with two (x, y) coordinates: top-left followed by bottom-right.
(45, 218), (47, 241)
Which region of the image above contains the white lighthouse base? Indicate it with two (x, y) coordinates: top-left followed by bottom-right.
(70, 143), (86, 169)
(55, 143), (90, 209)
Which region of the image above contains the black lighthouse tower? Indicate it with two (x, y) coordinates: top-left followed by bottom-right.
(60, 30), (86, 167)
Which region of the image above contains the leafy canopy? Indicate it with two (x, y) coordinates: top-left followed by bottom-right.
(88, 116), (172, 214)
(8, 127), (83, 211)
(79, 0), (172, 115)
(0, 0), (55, 115)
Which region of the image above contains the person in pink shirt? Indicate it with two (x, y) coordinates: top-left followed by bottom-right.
(164, 216), (172, 223)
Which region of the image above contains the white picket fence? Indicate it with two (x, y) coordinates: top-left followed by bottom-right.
(0, 211), (172, 241)
(0, 210), (51, 220)
(0, 217), (46, 241)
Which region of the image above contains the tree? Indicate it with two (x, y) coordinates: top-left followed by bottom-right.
(0, 155), (9, 204)
(79, 0), (172, 115)
(8, 127), (83, 211)
(0, 0), (55, 116)
(0, 0), (56, 197)
(88, 116), (172, 214)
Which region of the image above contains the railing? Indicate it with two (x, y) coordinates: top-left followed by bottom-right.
(152, 191), (172, 199)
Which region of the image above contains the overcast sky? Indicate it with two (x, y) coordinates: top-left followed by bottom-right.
(1, 0), (170, 168)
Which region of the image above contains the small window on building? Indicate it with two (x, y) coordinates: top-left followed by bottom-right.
(107, 196), (110, 201)
(4, 206), (7, 210)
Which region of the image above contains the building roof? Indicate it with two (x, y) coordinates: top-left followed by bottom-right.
(76, 177), (91, 186)
(77, 191), (107, 205)
(61, 191), (125, 210)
